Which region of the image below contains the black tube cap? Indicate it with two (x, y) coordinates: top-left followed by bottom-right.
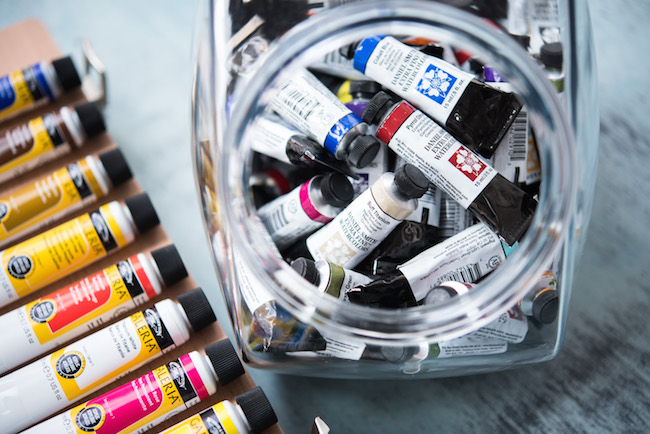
(290, 257), (320, 285)
(98, 148), (132, 187)
(347, 135), (380, 169)
(361, 91), (396, 126)
(204, 339), (245, 386)
(540, 42), (563, 69)
(348, 80), (381, 98)
(394, 164), (429, 199)
(52, 56), (81, 91)
(150, 244), (188, 287)
(533, 289), (559, 324)
(177, 287), (216, 332)
(74, 102), (106, 138)
(236, 387), (278, 434)
(124, 193), (159, 234)
(319, 172), (354, 207)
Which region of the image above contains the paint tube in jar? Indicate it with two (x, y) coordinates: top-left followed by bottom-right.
(343, 35), (522, 158)
(539, 42), (564, 92)
(23, 339), (244, 434)
(0, 192), (160, 309)
(290, 257), (372, 301)
(0, 287), (216, 433)
(336, 80), (382, 118)
(160, 386), (278, 434)
(347, 140), (388, 199)
(362, 91), (537, 245)
(248, 113), (356, 177)
(308, 49), (368, 81)
(518, 270), (559, 324)
(0, 102), (105, 183)
(0, 56), (81, 122)
(257, 172), (354, 251)
(438, 191), (476, 240)
(303, 163), (429, 269)
(0, 148), (132, 248)
(347, 223), (515, 308)
(269, 69), (381, 168)
(0, 244), (188, 375)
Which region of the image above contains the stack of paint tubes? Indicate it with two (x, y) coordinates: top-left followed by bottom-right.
(0, 57), (277, 433)
(245, 34), (563, 363)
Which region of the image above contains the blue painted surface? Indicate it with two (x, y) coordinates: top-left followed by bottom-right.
(0, 1), (648, 432)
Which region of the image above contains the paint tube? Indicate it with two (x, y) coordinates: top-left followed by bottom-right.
(159, 386), (278, 434)
(539, 42), (564, 92)
(346, 35), (522, 158)
(0, 56), (81, 122)
(0, 193), (160, 308)
(305, 164), (428, 268)
(483, 68), (530, 185)
(347, 140), (388, 199)
(0, 244), (187, 375)
(309, 49), (368, 81)
(23, 340), (244, 434)
(258, 172), (354, 251)
(528, 0), (561, 54)
(0, 148), (132, 248)
(347, 223), (512, 308)
(269, 69), (380, 168)
(472, 306), (529, 343)
(438, 191), (476, 240)
(249, 167), (294, 208)
(248, 113), (356, 176)
(362, 92), (537, 245)
(0, 288), (216, 433)
(0, 102), (105, 183)
(290, 257), (372, 301)
(518, 270), (559, 324)
(336, 80), (382, 118)
(430, 335), (508, 358)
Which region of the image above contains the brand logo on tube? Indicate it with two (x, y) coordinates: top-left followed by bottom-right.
(118, 261), (134, 285)
(0, 202), (8, 220)
(91, 212), (110, 242)
(168, 361), (187, 390)
(69, 163), (84, 188)
(7, 255), (33, 279)
(56, 351), (85, 379)
(75, 404), (105, 432)
(145, 308), (163, 338)
(205, 416), (227, 434)
(449, 148), (487, 182)
(416, 64), (457, 104)
(30, 299), (57, 323)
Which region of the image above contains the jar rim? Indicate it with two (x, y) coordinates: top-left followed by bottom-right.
(220, 0), (577, 345)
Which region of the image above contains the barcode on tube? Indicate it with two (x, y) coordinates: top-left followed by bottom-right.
(438, 263), (482, 284)
(509, 111), (528, 161)
(281, 88), (318, 119)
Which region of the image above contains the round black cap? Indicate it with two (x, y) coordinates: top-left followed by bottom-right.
(177, 287), (217, 332)
(510, 34), (531, 50)
(381, 346), (415, 364)
(319, 172), (354, 207)
(74, 102), (106, 138)
(394, 164), (429, 199)
(290, 257), (320, 285)
(347, 135), (380, 169)
(52, 56), (81, 91)
(204, 339), (245, 386)
(540, 42), (563, 69)
(533, 289), (559, 324)
(236, 387), (278, 434)
(338, 42), (359, 59)
(124, 193), (160, 234)
(361, 91), (395, 126)
(348, 80), (381, 98)
(424, 287), (454, 306)
(150, 244), (188, 287)
(98, 148), (132, 187)
(420, 43), (444, 59)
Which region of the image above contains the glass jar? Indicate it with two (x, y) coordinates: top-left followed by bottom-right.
(192, 0), (598, 378)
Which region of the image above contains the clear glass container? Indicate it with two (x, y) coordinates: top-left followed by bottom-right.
(192, 0), (598, 378)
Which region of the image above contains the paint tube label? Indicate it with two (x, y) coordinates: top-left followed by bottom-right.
(399, 223), (506, 301)
(0, 203), (128, 306)
(439, 193), (474, 239)
(431, 336), (508, 358)
(378, 102), (497, 208)
(0, 113), (68, 181)
(48, 306), (175, 402)
(487, 82), (529, 184)
(526, 133), (542, 184)
(310, 50), (368, 81)
(34, 354), (204, 434)
(0, 159), (105, 245)
(250, 115), (297, 164)
(472, 308), (529, 343)
(258, 179), (329, 250)
(160, 402), (241, 434)
(320, 262), (373, 300)
(288, 332), (366, 361)
(306, 187), (401, 268)
(270, 69), (360, 155)
(404, 184), (441, 227)
(354, 36), (473, 124)
(0, 65), (47, 119)
(233, 247), (274, 313)
(349, 143), (386, 198)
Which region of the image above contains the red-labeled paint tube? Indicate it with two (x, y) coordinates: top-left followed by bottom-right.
(362, 92), (537, 245)
(0, 244), (187, 375)
(23, 340), (244, 434)
(0, 288), (216, 433)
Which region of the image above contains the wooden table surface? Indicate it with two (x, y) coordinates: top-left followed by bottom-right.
(0, 1), (648, 432)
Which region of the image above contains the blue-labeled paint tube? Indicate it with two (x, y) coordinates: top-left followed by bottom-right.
(0, 56), (81, 122)
(269, 69), (380, 168)
(347, 35), (521, 158)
